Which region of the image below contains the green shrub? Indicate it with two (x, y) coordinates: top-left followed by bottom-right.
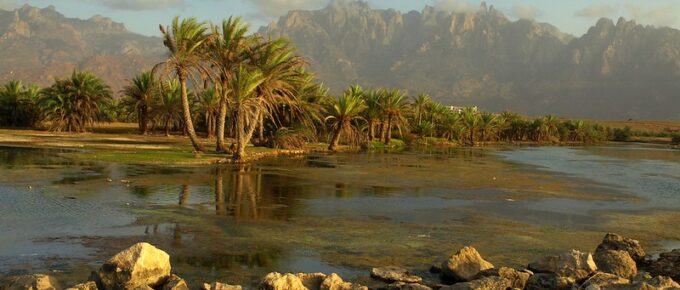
(672, 133), (680, 145)
(612, 126), (632, 142)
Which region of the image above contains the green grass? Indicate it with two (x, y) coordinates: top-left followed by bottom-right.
(367, 139), (406, 150)
(67, 150), (227, 165)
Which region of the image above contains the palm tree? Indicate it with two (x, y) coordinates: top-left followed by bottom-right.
(154, 80), (183, 136)
(121, 71), (157, 134)
(198, 86), (221, 138)
(440, 111), (463, 141)
(460, 107), (480, 145)
(0, 81), (26, 127)
(229, 65), (266, 161)
(412, 93), (431, 127)
(326, 88), (366, 152)
(207, 16), (252, 152)
(381, 89), (409, 144)
(40, 70), (112, 132)
(362, 89), (382, 141)
(478, 112), (498, 142)
(156, 16), (209, 152)
(543, 114), (560, 140)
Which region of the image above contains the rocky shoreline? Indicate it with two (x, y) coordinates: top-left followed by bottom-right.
(2, 233), (679, 290)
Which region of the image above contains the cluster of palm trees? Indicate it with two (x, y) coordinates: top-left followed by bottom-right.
(0, 72), (112, 132)
(324, 86), (610, 149)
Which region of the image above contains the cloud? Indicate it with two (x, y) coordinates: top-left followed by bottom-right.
(575, 4), (618, 18)
(512, 4), (541, 20)
(626, 3), (680, 27)
(433, 0), (477, 13)
(95, 0), (184, 10)
(0, 0), (18, 10)
(246, 0), (328, 18)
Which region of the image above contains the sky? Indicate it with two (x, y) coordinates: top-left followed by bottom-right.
(2, 0), (680, 37)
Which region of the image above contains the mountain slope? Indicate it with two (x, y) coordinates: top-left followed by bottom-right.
(0, 5), (163, 91)
(260, 1), (680, 119)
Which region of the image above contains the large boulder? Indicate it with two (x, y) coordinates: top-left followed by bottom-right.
(528, 250), (597, 281)
(649, 249), (680, 281)
(371, 267), (422, 283)
(320, 274), (367, 290)
(65, 281), (97, 290)
(474, 267), (532, 289)
(98, 242), (172, 290)
(259, 273), (329, 290)
(579, 272), (629, 290)
(596, 234), (646, 263)
(440, 246), (495, 282)
(595, 250), (637, 279)
(2, 274), (62, 290)
(162, 275), (189, 290)
(524, 273), (575, 290)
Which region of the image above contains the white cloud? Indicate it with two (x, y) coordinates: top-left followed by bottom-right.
(0, 0), (18, 10)
(433, 0), (477, 13)
(247, 0), (327, 18)
(95, 0), (184, 10)
(512, 4), (541, 20)
(574, 4), (618, 18)
(626, 3), (680, 27)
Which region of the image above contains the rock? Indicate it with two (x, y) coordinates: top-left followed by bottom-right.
(579, 272), (629, 290)
(474, 267), (532, 289)
(65, 281), (97, 290)
(382, 282), (432, 290)
(440, 246), (495, 282)
(595, 250), (637, 279)
(2, 274), (62, 290)
(440, 276), (511, 290)
(371, 267), (422, 283)
(649, 249), (680, 281)
(596, 233), (646, 263)
(297, 273), (327, 290)
(162, 275), (189, 290)
(609, 275), (680, 290)
(528, 250), (597, 281)
(321, 274), (367, 290)
(524, 273), (575, 290)
(98, 242), (172, 290)
(260, 272), (318, 290)
(201, 282), (242, 290)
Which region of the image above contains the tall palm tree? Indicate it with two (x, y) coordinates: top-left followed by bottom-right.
(0, 80), (25, 127)
(121, 71), (157, 134)
(412, 93), (431, 127)
(478, 112), (498, 142)
(207, 16), (252, 152)
(156, 16), (209, 152)
(40, 70), (112, 132)
(440, 111), (463, 141)
(381, 89), (409, 144)
(362, 89), (382, 141)
(198, 86), (221, 138)
(543, 114), (560, 140)
(326, 88), (366, 152)
(154, 80), (183, 136)
(229, 65), (266, 161)
(460, 107), (480, 145)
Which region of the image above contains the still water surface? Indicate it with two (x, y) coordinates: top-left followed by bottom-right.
(0, 145), (679, 286)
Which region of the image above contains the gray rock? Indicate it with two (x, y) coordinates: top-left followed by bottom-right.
(649, 249), (680, 282)
(578, 272), (629, 290)
(525, 273), (576, 290)
(596, 234), (646, 263)
(440, 246), (495, 282)
(371, 267), (422, 284)
(321, 274), (367, 290)
(528, 250), (597, 281)
(162, 275), (189, 290)
(98, 242), (171, 290)
(201, 282), (242, 290)
(595, 250), (637, 279)
(2, 274), (62, 290)
(65, 281), (97, 290)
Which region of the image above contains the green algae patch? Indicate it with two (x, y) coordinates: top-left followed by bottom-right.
(66, 150), (226, 165)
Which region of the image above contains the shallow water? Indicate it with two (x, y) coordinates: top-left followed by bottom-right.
(0, 145), (679, 287)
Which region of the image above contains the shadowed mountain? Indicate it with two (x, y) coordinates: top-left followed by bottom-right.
(0, 4), (163, 91)
(260, 1), (680, 119)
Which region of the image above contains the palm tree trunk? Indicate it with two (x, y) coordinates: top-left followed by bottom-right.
(368, 119), (374, 141)
(469, 128), (475, 145)
(179, 184), (190, 206)
(328, 125), (342, 152)
(385, 115), (393, 144)
(216, 93), (228, 152)
(380, 119), (387, 143)
(140, 104), (149, 135)
(233, 107), (262, 162)
(178, 71), (203, 152)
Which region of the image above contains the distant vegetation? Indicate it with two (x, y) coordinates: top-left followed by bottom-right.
(0, 16), (676, 161)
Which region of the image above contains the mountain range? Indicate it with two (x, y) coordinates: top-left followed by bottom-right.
(2, 3), (680, 119)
